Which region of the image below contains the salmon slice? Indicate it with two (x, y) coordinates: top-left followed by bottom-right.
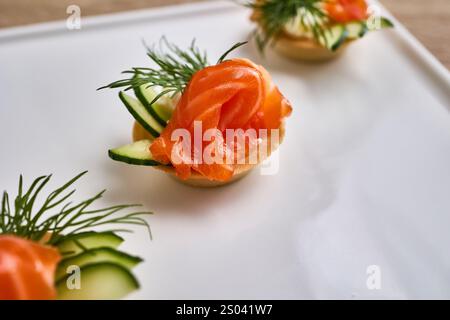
(150, 58), (292, 181)
(324, 0), (368, 23)
(0, 235), (61, 300)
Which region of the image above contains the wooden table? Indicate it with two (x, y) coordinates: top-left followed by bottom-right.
(0, 0), (449, 70)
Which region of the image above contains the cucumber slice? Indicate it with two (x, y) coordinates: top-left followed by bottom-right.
(119, 91), (163, 138)
(56, 262), (139, 300)
(345, 22), (367, 39)
(56, 231), (124, 257)
(320, 25), (348, 51)
(108, 139), (160, 166)
(134, 85), (173, 127)
(56, 248), (142, 281)
(344, 17), (393, 40)
(380, 17), (394, 29)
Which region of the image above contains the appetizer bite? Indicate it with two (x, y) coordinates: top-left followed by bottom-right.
(101, 38), (292, 187)
(0, 172), (151, 300)
(246, 0), (393, 61)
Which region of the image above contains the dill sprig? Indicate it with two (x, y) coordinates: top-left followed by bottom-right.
(0, 171), (152, 246)
(98, 37), (247, 108)
(245, 0), (328, 52)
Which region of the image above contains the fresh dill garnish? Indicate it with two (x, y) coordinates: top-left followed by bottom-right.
(217, 41), (248, 64)
(245, 0), (328, 52)
(0, 171), (152, 245)
(98, 37), (247, 108)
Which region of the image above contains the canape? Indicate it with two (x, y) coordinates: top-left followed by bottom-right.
(102, 39), (292, 187)
(247, 0), (394, 61)
(0, 172), (151, 300)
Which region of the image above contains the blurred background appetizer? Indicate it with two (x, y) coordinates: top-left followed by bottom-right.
(101, 38), (292, 187)
(246, 0), (394, 61)
(0, 172), (151, 300)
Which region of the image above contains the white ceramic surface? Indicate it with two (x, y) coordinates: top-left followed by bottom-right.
(0, 1), (449, 299)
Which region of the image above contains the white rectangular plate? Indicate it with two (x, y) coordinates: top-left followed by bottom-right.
(1, 0), (449, 299)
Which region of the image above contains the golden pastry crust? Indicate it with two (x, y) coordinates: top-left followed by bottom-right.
(273, 31), (348, 62)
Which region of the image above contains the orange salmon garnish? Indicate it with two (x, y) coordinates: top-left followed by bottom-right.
(324, 0), (369, 23)
(0, 235), (61, 300)
(150, 58), (292, 181)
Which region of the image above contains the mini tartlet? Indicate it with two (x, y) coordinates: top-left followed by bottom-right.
(247, 0), (393, 62)
(0, 172), (151, 300)
(102, 39), (292, 187)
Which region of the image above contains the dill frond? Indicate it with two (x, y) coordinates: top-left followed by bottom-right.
(98, 37), (247, 107)
(245, 0), (328, 52)
(0, 171), (152, 245)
